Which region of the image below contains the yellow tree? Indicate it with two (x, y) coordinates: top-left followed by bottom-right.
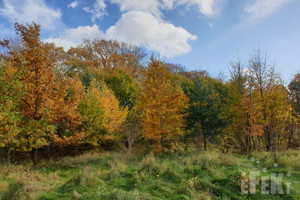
(136, 58), (187, 153)
(79, 80), (128, 147)
(221, 61), (264, 152)
(247, 49), (281, 151)
(264, 84), (294, 156)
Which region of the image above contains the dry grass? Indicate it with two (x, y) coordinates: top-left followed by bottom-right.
(0, 149), (298, 199)
(277, 150), (300, 170)
(0, 165), (54, 200)
(47, 152), (104, 167)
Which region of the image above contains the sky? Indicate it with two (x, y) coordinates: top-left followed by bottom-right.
(0, 0), (299, 82)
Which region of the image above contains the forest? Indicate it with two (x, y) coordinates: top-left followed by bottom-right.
(0, 23), (299, 200)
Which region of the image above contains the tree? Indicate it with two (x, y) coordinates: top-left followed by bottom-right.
(136, 58), (187, 153)
(80, 69), (95, 90)
(119, 113), (142, 154)
(0, 61), (23, 164)
(264, 85), (294, 155)
(248, 49), (279, 151)
(223, 53), (294, 155)
(105, 70), (140, 109)
(0, 22), (85, 164)
(221, 61), (264, 152)
(49, 75), (86, 147)
(289, 73), (300, 114)
(79, 80), (128, 147)
(65, 39), (146, 78)
(287, 73), (300, 148)
(183, 77), (226, 151)
(8, 23), (64, 165)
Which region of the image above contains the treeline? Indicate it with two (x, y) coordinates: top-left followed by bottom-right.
(0, 23), (299, 165)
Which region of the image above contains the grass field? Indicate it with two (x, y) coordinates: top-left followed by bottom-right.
(0, 150), (299, 200)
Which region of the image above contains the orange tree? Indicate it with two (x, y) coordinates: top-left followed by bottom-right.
(0, 22), (86, 164)
(10, 23), (59, 165)
(136, 58), (187, 153)
(49, 75), (86, 147)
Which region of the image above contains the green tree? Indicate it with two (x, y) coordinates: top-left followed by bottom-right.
(183, 77), (226, 150)
(0, 62), (23, 164)
(105, 70), (140, 109)
(80, 69), (95, 90)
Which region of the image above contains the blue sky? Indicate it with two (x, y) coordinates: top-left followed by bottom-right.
(0, 0), (299, 82)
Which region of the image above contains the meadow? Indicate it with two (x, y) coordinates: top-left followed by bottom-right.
(0, 149), (299, 200)
(1, 22), (300, 200)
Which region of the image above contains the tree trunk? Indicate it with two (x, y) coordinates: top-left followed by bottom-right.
(201, 125), (207, 151)
(46, 145), (50, 162)
(252, 136), (256, 150)
(31, 148), (38, 166)
(161, 135), (165, 153)
(7, 148), (11, 166)
(127, 138), (133, 154)
(203, 134), (207, 151)
(265, 127), (271, 151)
(245, 136), (249, 152)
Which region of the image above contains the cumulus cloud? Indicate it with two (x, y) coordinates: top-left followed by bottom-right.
(245, 0), (293, 21)
(45, 11), (197, 57)
(45, 25), (104, 50)
(83, 0), (106, 22)
(161, 0), (220, 16)
(76, 0), (218, 57)
(110, 0), (161, 17)
(0, 0), (62, 31)
(43, 0), (201, 57)
(106, 11), (197, 58)
(109, 0), (220, 17)
(68, 1), (79, 9)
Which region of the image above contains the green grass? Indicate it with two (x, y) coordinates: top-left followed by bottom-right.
(0, 150), (299, 200)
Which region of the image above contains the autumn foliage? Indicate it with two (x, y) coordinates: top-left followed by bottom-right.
(79, 80), (128, 146)
(136, 58), (187, 152)
(0, 22), (299, 165)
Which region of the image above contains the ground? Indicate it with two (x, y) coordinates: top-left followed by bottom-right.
(0, 150), (299, 200)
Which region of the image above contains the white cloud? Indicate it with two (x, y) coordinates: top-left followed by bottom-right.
(45, 11), (197, 57)
(106, 11), (197, 58)
(161, 0), (175, 9)
(109, 0), (220, 17)
(161, 0), (220, 16)
(82, 0), (220, 22)
(0, 0), (62, 31)
(83, 0), (106, 22)
(245, 0), (293, 21)
(110, 0), (161, 17)
(43, 0), (200, 57)
(45, 25), (104, 50)
(68, 1), (79, 9)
